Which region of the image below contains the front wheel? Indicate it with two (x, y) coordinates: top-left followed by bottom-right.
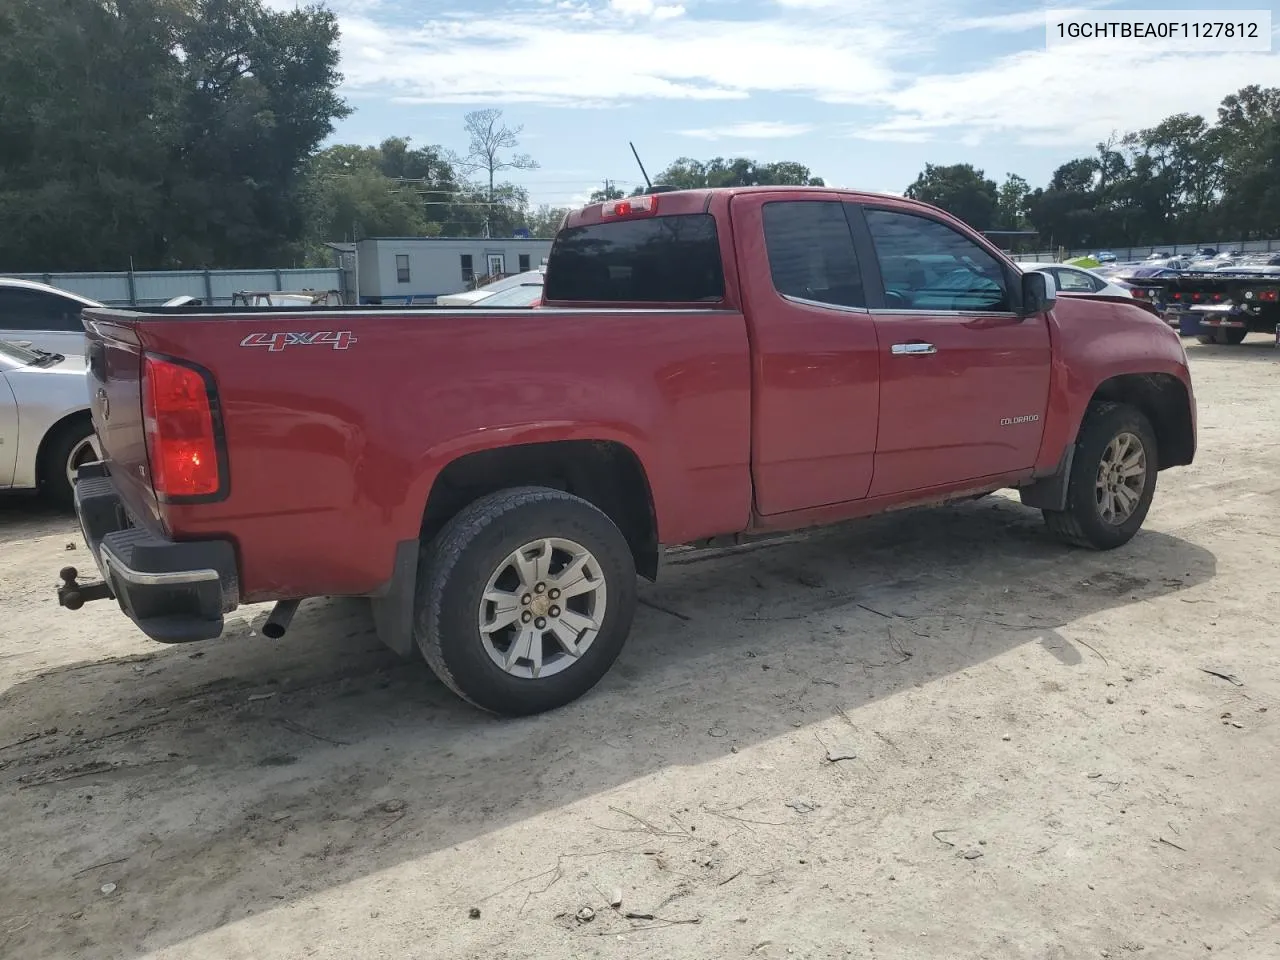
(1043, 402), (1158, 550)
(414, 487), (637, 716)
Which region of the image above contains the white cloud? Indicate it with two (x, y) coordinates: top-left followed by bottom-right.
(608, 0), (685, 18)
(335, 3), (908, 107)
(865, 46), (1280, 146)
(326, 0), (1280, 154)
(678, 121), (815, 139)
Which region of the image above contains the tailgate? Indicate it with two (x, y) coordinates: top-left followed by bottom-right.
(83, 310), (160, 528)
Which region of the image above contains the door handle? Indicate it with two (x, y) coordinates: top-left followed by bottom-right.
(891, 342), (936, 356)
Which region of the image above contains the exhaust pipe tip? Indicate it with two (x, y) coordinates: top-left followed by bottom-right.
(262, 599), (302, 639)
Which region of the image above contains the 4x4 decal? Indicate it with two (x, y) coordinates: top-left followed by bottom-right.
(240, 331), (357, 352)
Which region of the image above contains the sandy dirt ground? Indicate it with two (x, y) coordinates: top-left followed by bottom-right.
(2, 338), (1279, 960)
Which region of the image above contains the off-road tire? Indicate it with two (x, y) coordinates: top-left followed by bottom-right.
(414, 486), (637, 716)
(1043, 401), (1159, 550)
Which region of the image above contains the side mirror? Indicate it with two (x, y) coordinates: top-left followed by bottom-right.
(1021, 270), (1057, 316)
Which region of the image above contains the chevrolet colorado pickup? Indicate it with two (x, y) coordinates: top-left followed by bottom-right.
(58, 187), (1197, 716)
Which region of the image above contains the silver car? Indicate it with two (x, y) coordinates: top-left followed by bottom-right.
(0, 278), (101, 356)
(1018, 262), (1135, 299)
(0, 340), (98, 506)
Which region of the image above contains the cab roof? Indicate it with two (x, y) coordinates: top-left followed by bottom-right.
(563, 185), (918, 229)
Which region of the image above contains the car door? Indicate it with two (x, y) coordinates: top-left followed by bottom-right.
(0, 287), (89, 355)
(0, 368), (17, 487)
(851, 203), (1051, 497)
(730, 192), (880, 515)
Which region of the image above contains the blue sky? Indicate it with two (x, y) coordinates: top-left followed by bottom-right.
(276, 0), (1280, 208)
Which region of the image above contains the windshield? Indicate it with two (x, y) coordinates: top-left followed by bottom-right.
(0, 340), (42, 365)
(475, 283), (543, 307)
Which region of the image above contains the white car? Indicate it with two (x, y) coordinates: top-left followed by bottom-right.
(466, 279), (544, 307)
(0, 278), (101, 356)
(1018, 263), (1134, 299)
(435, 269), (545, 307)
(0, 340), (97, 506)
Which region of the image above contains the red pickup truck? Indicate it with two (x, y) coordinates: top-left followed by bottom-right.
(59, 187), (1196, 715)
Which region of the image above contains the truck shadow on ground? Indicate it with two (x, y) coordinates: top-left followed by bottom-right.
(0, 494), (1216, 959)
(0, 493), (74, 539)
(1183, 338), (1280, 362)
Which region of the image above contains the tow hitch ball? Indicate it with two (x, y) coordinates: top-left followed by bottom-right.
(57, 566), (112, 610)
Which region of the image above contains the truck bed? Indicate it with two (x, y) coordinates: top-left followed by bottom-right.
(82, 304), (754, 602)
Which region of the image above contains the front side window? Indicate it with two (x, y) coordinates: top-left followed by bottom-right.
(395, 254), (411, 284)
(864, 209), (1011, 312)
(761, 201), (865, 308)
(544, 214), (724, 303)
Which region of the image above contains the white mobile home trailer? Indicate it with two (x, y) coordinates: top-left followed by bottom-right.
(353, 237), (553, 304)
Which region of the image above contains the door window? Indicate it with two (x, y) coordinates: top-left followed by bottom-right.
(864, 209), (1011, 312)
(0, 288), (87, 331)
(761, 201), (865, 308)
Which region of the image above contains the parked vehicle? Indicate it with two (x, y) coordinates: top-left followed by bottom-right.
(463, 279), (544, 307)
(1095, 251), (1118, 263)
(434, 269), (545, 307)
(1017, 262), (1134, 299)
(0, 278), (101, 355)
(231, 290), (344, 307)
(0, 341), (97, 505)
(59, 186), (1197, 716)
(1135, 268), (1280, 344)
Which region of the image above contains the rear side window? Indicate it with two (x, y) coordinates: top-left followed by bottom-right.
(0, 288), (86, 331)
(762, 201), (865, 308)
(1054, 268), (1100, 293)
(544, 214), (724, 303)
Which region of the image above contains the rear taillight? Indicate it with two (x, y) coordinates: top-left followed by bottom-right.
(1262, 290), (1278, 302)
(141, 354), (224, 500)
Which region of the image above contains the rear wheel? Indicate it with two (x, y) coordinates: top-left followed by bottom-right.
(40, 419), (100, 508)
(414, 486), (637, 716)
(1043, 402), (1158, 550)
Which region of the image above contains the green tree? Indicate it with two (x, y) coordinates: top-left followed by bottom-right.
(0, 0), (349, 270)
(589, 181), (626, 202)
(995, 174), (1030, 229)
(526, 205), (570, 239)
(903, 163), (999, 230)
(1215, 86), (1280, 238)
(648, 156), (824, 189)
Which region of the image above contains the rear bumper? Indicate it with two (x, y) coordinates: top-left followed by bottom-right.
(69, 463), (239, 642)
